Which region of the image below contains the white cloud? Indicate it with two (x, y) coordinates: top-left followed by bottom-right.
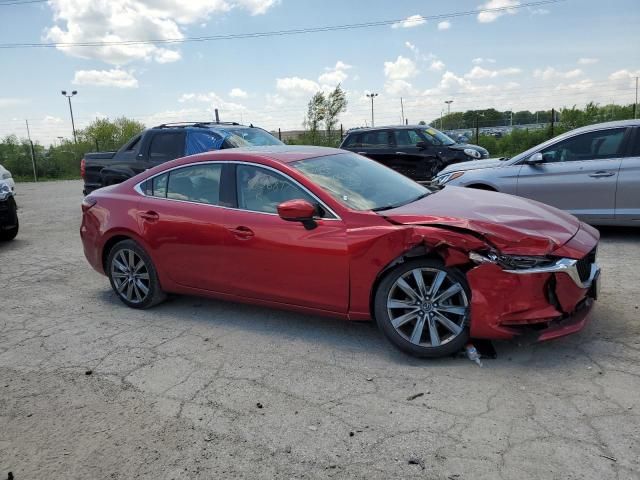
(429, 60), (446, 72)
(384, 79), (415, 95)
(229, 88), (248, 98)
(464, 66), (521, 79)
(72, 69), (139, 88)
(318, 61), (352, 85)
(384, 56), (418, 80)
(43, 115), (64, 124)
(472, 57), (496, 64)
(0, 98), (27, 108)
(276, 77), (320, 96)
(477, 0), (520, 23)
(45, 0), (279, 65)
(391, 14), (426, 29)
(437, 21), (451, 30)
(609, 69), (640, 81)
(534, 67), (583, 80)
(555, 79), (594, 91)
(577, 57), (599, 65)
(178, 91), (247, 112)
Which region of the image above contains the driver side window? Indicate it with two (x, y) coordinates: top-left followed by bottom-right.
(236, 165), (319, 215)
(540, 128), (626, 163)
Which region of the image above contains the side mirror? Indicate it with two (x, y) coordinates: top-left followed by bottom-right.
(526, 152), (545, 164)
(415, 141), (428, 150)
(277, 199), (317, 230)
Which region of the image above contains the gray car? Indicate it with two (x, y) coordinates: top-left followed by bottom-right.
(433, 120), (640, 226)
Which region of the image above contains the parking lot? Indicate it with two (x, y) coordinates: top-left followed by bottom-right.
(0, 179), (639, 479)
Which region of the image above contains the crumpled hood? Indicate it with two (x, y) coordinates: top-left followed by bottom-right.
(438, 157), (506, 174)
(381, 186), (581, 255)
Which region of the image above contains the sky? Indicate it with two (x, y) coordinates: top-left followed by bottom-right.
(0, 0), (639, 146)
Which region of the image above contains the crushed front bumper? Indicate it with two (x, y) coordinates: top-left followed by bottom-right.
(466, 236), (600, 342)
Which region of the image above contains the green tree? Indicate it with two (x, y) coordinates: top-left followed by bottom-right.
(323, 84), (347, 134)
(304, 91), (326, 144)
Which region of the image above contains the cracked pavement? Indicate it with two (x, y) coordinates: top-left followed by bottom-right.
(1, 180), (639, 479)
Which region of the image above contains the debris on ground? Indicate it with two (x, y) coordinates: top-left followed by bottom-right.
(349, 431), (354, 437)
(256, 402), (263, 409)
(599, 454), (617, 462)
(308, 426), (317, 431)
(85, 370), (93, 375)
(465, 344), (483, 367)
(408, 457), (425, 469)
(366, 377), (373, 381)
(406, 393), (424, 401)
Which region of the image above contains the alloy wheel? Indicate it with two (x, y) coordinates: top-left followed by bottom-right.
(110, 248), (151, 304)
(386, 267), (469, 347)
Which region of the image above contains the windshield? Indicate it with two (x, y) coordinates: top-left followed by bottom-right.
(421, 127), (455, 146)
(223, 128), (283, 147)
(292, 153), (430, 211)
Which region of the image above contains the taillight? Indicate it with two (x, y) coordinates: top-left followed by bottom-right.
(80, 158), (86, 178)
(81, 196), (97, 213)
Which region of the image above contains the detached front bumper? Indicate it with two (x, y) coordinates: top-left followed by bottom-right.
(466, 227), (600, 342)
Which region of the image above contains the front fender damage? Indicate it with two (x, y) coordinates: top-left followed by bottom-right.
(398, 225), (592, 341)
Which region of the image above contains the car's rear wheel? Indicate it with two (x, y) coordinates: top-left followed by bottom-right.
(374, 258), (470, 358)
(106, 239), (166, 309)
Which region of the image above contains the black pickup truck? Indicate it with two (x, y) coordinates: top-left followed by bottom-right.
(82, 122), (282, 195)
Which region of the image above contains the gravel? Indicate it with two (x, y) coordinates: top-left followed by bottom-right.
(1, 180), (639, 479)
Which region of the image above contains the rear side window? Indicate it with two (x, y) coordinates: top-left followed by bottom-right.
(342, 134), (361, 147)
(148, 173), (168, 197)
(148, 132), (186, 163)
(166, 164), (222, 205)
(361, 131), (390, 147)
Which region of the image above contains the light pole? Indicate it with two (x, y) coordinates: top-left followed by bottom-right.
(444, 100), (453, 130)
(61, 90), (78, 143)
(366, 93), (378, 127)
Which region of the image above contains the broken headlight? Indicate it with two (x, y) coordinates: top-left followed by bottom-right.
(469, 251), (556, 270)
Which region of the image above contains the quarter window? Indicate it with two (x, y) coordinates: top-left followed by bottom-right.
(540, 128), (626, 162)
(151, 173), (168, 198)
(236, 165), (317, 214)
(166, 164), (222, 205)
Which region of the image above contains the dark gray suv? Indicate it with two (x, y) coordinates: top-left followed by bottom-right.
(339, 125), (489, 181)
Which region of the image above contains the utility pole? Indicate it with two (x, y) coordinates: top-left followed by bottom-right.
(366, 93), (378, 127)
(400, 97), (405, 125)
(635, 76), (638, 119)
(25, 120), (37, 182)
(550, 108), (555, 138)
(475, 114), (480, 144)
(61, 90), (78, 143)
(440, 109), (444, 130)
(214, 108), (220, 123)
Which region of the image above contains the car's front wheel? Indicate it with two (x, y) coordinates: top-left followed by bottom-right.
(106, 239), (166, 309)
(374, 258), (470, 358)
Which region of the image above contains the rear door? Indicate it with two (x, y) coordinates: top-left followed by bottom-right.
(137, 162), (232, 293)
(356, 130), (395, 167)
(516, 127), (627, 222)
(143, 130), (187, 169)
(616, 126), (640, 223)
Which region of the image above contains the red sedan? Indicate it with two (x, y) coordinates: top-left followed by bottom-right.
(80, 146), (600, 358)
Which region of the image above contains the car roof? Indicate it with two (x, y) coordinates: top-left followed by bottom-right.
(345, 125), (434, 134)
(560, 119), (640, 134)
(177, 145), (345, 165)
(149, 122), (267, 132)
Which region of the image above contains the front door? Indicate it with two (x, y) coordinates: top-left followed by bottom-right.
(392, 129), (433, 180)
(222, 164), (349, 313)
(616, 127), (640, 222)
(137, 162), (232, 293)
(516, 127), (627, 222)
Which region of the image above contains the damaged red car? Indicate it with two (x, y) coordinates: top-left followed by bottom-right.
(80, 146), (600, 358)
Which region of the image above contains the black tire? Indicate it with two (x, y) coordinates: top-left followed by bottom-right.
(106, 239), (166, 309)
(0, 218), (18, 241)
(374, 258), (471, 358)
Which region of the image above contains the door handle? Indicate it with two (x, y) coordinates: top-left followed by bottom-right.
(395, 152), (408, 155)
(356, 151), (367, 155)
(589, 171), (615, 178)
(139, 210), (159, 222)
(229, 226), (254, 240)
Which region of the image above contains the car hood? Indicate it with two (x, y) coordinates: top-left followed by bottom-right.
(380, 186), (581, 255)
(448, 143), (488, 154)
(438, 157), (506, 174)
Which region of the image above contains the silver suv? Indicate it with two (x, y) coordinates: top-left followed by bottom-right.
(433, 120), (640, 226)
